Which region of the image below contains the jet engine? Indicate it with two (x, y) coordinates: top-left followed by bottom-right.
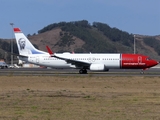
(90, 64), (109, 71)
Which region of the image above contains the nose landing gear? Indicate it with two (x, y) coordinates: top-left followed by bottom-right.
(140, 70), (144, 74)
(140, 68), (149, 74)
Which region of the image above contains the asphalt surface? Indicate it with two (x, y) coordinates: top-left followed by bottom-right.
(0, 67), (160, 76)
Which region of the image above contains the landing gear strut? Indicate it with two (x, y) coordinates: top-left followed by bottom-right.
(79, 69), (87, 74)
(140, 70), (144, 74)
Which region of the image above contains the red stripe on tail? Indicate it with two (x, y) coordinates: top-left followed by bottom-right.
(14, 28), (21, 32)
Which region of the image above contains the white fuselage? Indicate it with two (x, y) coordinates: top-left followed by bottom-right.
(20, 53), (121, 69)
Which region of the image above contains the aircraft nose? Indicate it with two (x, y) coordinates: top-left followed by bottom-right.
(152, 60), (159, 66)
(148, 60), (159, 68)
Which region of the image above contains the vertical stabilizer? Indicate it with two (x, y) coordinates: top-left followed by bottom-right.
(14, 28), (47, 55)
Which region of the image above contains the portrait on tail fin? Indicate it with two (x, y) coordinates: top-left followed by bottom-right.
(18, 37), (32, 54)
(18, 38), (26, 50)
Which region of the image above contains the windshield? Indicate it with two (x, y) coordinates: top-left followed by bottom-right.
(146, 57), (152, 60)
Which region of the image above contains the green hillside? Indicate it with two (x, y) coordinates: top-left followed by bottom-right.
(38, 20), (134, 53)
(37, 20), (160, 60)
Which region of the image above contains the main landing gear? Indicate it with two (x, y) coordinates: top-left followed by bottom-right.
(79, 69), (87, 74)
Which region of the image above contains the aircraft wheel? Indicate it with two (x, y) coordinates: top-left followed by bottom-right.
(140, 70), (144, 74)
(79, 69), (83, 74)
(79, 69), (87, 74)
(83, 69), (87, 74)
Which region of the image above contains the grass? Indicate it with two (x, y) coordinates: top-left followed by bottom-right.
(0, 76), (160, 120)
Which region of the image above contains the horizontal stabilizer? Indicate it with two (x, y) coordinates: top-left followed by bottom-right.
(7, 51), (28, 58)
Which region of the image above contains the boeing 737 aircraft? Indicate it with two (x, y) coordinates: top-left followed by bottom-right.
(14, 28), (158, 74)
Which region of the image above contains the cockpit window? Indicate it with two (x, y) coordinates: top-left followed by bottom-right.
(146, 57), (152, 60)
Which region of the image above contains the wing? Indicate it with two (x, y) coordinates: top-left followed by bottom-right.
(54, 55), (90, 68)
(46, 46), (90, 68)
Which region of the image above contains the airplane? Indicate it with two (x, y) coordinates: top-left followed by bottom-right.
(13, 27), (159, 74)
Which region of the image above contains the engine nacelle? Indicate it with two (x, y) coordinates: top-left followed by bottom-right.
(90, 64), (108, 71)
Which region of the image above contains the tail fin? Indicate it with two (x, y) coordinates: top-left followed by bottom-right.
(14, 28), (47, 55)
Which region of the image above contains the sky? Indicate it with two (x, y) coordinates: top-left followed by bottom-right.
(1, 0), (160, 39)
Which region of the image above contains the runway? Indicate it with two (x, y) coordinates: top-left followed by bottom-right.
(0, 67), (160, 76)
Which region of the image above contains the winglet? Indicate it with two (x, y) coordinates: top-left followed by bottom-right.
(46, 46), (54, 55)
